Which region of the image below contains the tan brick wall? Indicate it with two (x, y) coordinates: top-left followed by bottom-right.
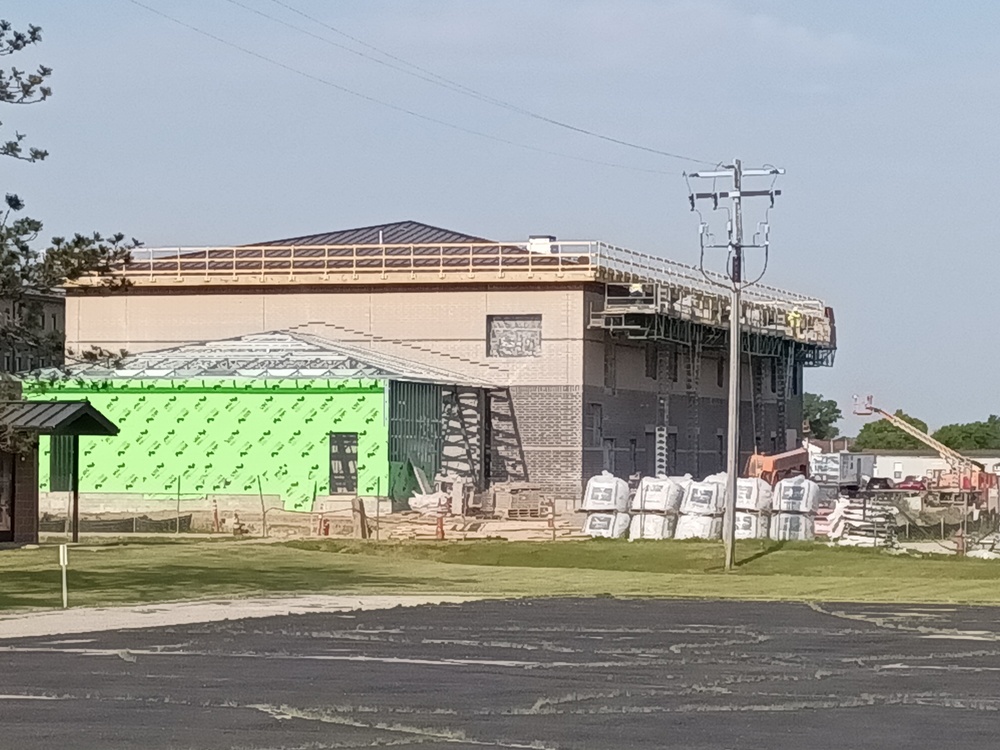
(68, 285), (584, 387)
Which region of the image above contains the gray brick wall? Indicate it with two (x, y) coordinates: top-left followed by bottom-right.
(489, 385), (583, 511)
(581, 384), (803, 483)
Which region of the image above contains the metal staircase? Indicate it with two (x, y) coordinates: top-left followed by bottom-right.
(440, 387), (486, 489)
(485, 388), (529, 483)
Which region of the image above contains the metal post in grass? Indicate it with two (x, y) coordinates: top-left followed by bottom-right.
(176, 476), (181, 535)
(257, 475), (267, 538)
(71, 435), (80, 544)
(59, 543), (68, 609)
(374, 477), (381, 542)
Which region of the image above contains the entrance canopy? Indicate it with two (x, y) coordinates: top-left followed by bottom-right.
(0, 400), (118, 545)
(0, 400), (119, 436)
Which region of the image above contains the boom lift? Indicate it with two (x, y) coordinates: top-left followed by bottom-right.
(854, 395), (993, 505)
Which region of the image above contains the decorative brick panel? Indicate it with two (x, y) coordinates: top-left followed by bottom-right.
(13, 447), (39, 544)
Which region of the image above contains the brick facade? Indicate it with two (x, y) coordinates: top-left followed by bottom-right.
(506, 385), (583, 506)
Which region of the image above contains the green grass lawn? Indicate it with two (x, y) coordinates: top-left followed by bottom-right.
(3, 538), (1000, 611)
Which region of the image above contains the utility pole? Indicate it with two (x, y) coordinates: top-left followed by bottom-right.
(687, 160), (783, 571)
(726, 160), (743, 572)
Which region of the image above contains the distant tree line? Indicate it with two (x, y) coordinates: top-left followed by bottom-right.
(804, 392), (1000, 452)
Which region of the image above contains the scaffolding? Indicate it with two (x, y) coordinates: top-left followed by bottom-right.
(588, 282), (835, 368)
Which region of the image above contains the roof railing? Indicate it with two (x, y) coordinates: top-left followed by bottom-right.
(95, 241), (823, 302)
(78, 241), (832, 342)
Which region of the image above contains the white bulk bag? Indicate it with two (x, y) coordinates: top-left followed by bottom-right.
(582, 511), (631, 538)
(582, 471), (630, 513)
(734, 511), (770, 540)
(735, 477), (773, 512)
(631, 476), (685, 513)
(674, 514), (723, 540)
(774, 475), (820, 514)
(680, 480), (727, 516)
(628, 513), (676, 541)
(673, 474), (694, 491)
(769, 512), (815, 541)
(703, 471), (728, 486)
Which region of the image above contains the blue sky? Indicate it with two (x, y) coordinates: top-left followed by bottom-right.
(5, 1), (999, 433)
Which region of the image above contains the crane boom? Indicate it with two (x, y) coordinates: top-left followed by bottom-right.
(854, 396), (984, 472)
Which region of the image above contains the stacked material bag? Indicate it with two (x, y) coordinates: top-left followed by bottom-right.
(676, 473), (727, 539)
(774, 475), (820, 514)
(581, 471), (630, 538)
(734, 512), (769, 540)
(771, 475), (820, 541)
(734, 477), (773, 539)
(769, 512), (815, 542)
(583, 511), (632, 538)
(628, 475), (689, 541)
(633, 475), (688, 513)
(628, 513), (676, 541)
(680, 474), (727, 516)
(675, 514), (724, 540)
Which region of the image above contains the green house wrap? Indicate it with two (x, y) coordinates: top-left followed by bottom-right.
(27, 378), (389, 511)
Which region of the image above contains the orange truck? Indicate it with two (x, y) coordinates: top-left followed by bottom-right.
(744, 448), (809, 486)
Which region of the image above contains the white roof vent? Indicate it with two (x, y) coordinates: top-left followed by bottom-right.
(527, 235), (558, 254)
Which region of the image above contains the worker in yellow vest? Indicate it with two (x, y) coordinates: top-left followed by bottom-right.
(787, 309), (802, 336)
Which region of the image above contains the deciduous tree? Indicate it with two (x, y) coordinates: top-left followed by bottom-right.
(803, 393), (842, 440)
(932, 416), (1000, 451)
(853, 410), (928, 451)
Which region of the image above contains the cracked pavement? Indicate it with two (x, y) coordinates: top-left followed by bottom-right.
(4, 598), (1000, 748)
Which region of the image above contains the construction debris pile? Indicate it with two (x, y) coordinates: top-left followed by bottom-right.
(821, 496), (898, 548)
(398, 476), (580, 540)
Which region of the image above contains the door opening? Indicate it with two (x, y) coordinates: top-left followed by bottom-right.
(329, 433), (359, 494)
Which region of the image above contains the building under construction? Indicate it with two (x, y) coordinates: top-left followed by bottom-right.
(64, 221), (836, 510)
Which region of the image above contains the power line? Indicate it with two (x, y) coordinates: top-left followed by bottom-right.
(259, 0), (716, 166)
(221, 0), (496, 104)
(127, 0), (683, 176)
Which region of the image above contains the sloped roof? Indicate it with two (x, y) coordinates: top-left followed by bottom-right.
(127, 220), (566, 276)
(51, 332), (493, 386)
(252, 220), (491, 247)
(0, 400), (118, 436)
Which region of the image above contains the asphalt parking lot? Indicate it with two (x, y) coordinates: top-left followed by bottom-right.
(4, 598), (1000, 749)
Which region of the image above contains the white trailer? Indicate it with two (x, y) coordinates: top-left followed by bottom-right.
(809, 452), (874, 489)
